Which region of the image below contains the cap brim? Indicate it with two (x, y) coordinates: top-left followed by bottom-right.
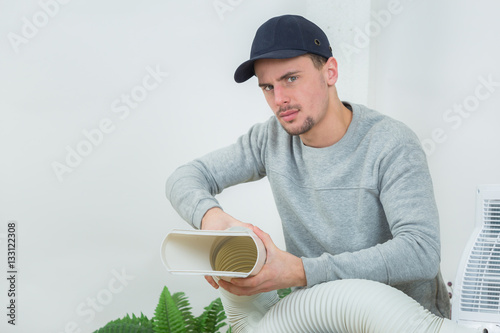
(234, 49), (308, 83)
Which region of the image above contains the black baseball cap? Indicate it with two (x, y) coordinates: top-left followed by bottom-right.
(234, 15), (333, 83)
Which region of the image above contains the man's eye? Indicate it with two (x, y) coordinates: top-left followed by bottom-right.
(264, 85), (274, 91)
(287, 76), (298, 83)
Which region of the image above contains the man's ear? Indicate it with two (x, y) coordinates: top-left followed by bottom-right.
(324, 57), (339, 86)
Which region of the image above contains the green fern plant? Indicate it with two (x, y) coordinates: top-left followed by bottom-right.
(93, 313), (154, 333)
(93, 286), (291, 333)
(191, 298), (227, 333)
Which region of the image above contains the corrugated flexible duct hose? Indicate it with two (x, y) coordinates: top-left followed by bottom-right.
(161, 228), (482, 333)
(218, 278), (481, 333)
(212, 231), (482, 333)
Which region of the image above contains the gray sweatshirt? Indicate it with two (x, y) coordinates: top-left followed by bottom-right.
(166, 102), (451, 318)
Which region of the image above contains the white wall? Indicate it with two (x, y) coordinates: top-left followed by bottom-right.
(1, 1), (499, 332)
(1, 1), (307, 332)
(368, 0), (500, 284)
(306, 0), (372, 104)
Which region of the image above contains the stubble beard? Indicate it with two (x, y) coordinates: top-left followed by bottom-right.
(278, 104), (315, 136)
(282, 116), (315, 136)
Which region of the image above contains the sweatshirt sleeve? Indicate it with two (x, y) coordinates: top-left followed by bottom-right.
(302, 139), (441, 287)
(165, 121), (269, 229)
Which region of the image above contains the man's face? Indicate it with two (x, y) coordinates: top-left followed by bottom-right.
(254, 55), (330, 136)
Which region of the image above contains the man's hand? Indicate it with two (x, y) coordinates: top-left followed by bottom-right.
(201, 207), (254, 231)
(216, 226), (307, 296)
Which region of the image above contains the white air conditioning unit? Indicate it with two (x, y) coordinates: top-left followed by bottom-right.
(452, 184), (500, 332)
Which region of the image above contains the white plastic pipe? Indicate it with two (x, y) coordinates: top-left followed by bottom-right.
(161, 229), (485, 333)
(218, 279), (483, 333)
(160, 227), (266, 281)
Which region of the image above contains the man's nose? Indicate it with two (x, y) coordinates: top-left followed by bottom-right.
(273, 85), (289, 106)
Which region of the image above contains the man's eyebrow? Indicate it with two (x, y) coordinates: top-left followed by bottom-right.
(258, 70), (301, 88)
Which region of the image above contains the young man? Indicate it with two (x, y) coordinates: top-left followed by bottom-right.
(166, 14), (451, 318)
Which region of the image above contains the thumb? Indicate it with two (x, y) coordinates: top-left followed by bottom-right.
(252, 226), (275, 250)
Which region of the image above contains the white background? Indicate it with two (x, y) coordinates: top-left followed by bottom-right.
(1, 0), (499, 332)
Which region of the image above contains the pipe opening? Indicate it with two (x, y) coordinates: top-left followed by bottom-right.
(211, 236), (258, 273)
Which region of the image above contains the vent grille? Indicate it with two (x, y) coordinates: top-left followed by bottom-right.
(460, 199), (500, 313)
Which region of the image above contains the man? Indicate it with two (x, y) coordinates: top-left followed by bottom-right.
(166, 14), (451, 318)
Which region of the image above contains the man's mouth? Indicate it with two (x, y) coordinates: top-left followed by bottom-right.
(279, 109), (299, 122)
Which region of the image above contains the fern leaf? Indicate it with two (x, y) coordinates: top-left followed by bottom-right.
(172, 292), (195, 330)
(93, 313), (154, 333)
(153, 286), (187, 333)
(277, 287), (292, 299)
(194, 298), (227, 333)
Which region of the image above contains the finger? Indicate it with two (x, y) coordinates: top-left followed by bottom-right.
(253, 226), (275, 250)
(204, 275), (219, 289)
(242, 222), (255, 230)
(229, 276), (258, 288)
(218, 279), (259, 296)
(231, 221), (254, 231)
(217, 279), (239, 293)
